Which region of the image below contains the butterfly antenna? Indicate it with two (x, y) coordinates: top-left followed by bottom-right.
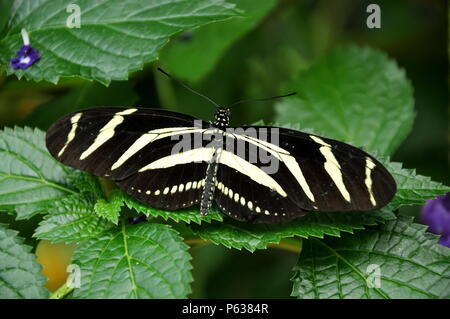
(229, 92), (297, 108)
(157, 67), (221, 108)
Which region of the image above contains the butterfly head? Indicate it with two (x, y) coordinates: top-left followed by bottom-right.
(213, 108), (231, 129)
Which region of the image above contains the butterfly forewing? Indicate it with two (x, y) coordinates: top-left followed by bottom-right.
(46, 107), (214, 209)
(279, 127), (396, 211)
(219, 126), (396, 215)
(46, 107), (210, 178)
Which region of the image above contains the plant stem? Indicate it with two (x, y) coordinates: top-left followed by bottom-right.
(49, 282), (73, 299)
(268, 238), (302, 254)
(99, 177), (117, 198)
(184, 237), (303, 254)
(184, 238), (210, 247)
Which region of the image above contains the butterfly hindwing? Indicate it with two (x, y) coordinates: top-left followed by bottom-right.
(214, 163), (308, 223)
(117, 162), (208, 210)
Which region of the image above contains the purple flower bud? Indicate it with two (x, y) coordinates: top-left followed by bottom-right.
(421, 192), (450, 247)
(438, 234), (450, 247)
(127, 215), (147, 225)
(10, 44), (40, 70)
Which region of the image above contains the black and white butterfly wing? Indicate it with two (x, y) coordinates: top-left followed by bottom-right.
(46, 107), (212, 210)
(213, 126), (396, 223)
(277, 127), (396, 211)
(46, 107), (397, 224)
(214, 163), (308, 223)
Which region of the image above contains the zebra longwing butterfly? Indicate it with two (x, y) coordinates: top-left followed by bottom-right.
(45, 70), (396, 224)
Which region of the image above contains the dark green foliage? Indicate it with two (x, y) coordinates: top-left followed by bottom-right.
(292, 217), (450, 299)
(0, 223), (49, 298)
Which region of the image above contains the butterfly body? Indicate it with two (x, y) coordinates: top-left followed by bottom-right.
(46, 106), (396, 224)
(212, 107), (231, 129)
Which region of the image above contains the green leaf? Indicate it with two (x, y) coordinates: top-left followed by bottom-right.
(34, 194), (112, 243)
(122, 191), (223, 224)
(73, 222), (193, 298)
(275, 46), (415, 156)
(160, 0), (276, 82)
(385, 160), (450, 210)
(0, 223), (49, 298)
(24, 81), (138, 130)
(0, 126), (77, 219)
(67, 170), (104, 199)
(192, 209), (395, 252)
(0, 0), (12, 37)
(94, 190), (124, 224)
(291, 216), (450, 299)
(0, 0), (240, 85)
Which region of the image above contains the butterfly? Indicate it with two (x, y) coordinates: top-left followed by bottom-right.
(45, 68), (396, 224)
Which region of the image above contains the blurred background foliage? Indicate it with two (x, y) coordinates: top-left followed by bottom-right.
(0, 0), (447, 298)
